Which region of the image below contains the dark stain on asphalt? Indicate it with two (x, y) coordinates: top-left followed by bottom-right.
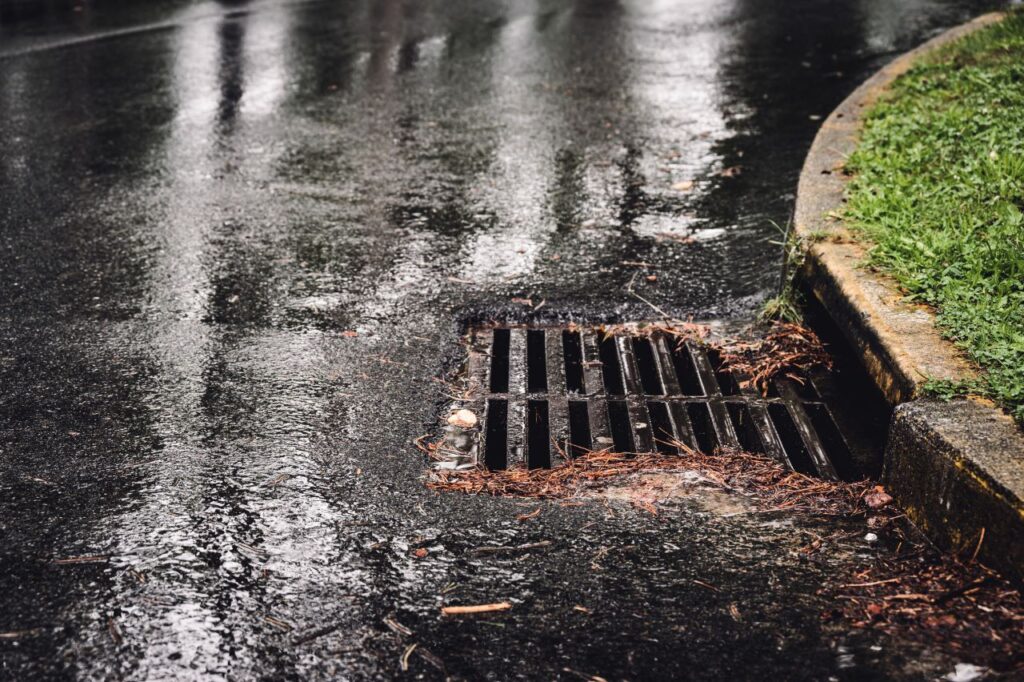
(0, 0), (1006, 679)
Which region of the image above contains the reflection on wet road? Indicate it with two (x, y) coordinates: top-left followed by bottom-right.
(0, 0), (1004, 678)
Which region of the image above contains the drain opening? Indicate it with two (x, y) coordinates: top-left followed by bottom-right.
(485, 398), (508, 469)
(646, 400), (677, 454)
(687, 402), (718, 454)
(632, 337), (664, 395)
(568, 399), (592, 456)
(767, 403), (815, 475)
(708, 349), (741, 396)
(527, 330), (548, 393)
(804, 402), (856, 480)
(727, 401), (763, 454)
(527, 399), (550, 469)
(600, 336), (625, 395)
(490, 329), (511, 393)
(562, 330), (585, 394)
(457, 325), (874, 482)
(607, 400), (635, 453)
(672, 343), (705, 396)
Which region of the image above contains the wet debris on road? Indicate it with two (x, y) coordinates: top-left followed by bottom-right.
(416, 317), (1024, 672)
(425, 437), (873, 516)
(824, 527), (1024, 673)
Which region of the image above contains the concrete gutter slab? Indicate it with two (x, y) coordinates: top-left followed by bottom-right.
(793, 12), (1024, 582)
(887, 400), (1024, 577)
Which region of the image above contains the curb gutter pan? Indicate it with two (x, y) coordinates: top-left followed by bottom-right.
(793, 12), (1024, 584)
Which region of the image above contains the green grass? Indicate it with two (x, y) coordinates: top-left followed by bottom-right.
(845, 11), (1024, 422)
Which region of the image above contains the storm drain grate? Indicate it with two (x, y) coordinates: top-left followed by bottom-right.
(455, 325), (865, 482)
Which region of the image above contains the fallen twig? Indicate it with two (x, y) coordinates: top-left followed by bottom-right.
(470, 541), (552, 555)
(441, 602), (511, 616)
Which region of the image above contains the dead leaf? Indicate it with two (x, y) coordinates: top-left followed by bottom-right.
(864, 486), (893, 510)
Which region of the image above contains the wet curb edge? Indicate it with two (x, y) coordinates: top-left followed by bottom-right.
(793, 12), (1024, 583)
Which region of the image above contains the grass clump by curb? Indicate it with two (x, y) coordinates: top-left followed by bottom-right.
(844, 11), (1024, 422)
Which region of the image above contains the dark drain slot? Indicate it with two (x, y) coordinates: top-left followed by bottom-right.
(490, 329), (511, 393)
(607, 400), (634, 452)
(687, 402), (718, 453)
(568, 400), (592, 456)
(768, 403), (815, 475)
(600, 336), (625, 396)
(672, 344), (704, 396)
(777, 377), (819, 401)
(485, 399), (508, 469)
(632, 338), (664, 395)
(526, 330), (548, 393)
(646, 401), (677, 454)
(562, 330), (585, 393)
(727, 402), (762, 454)
(527, 400), (550, 469)
(708, 349), (741, 396)
(804, 403), (855, 479)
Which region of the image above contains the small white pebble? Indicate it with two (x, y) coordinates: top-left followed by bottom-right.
(447, 409), (478, 429)
(864, 532), (878, 543)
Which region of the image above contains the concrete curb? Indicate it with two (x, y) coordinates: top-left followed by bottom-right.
(793, 12), (1024, 583)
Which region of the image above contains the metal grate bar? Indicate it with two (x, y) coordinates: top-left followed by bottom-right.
(547, 395), (570, 465)
(651, 335), (682, 396)
(545, 329), (566, 396)
(616, 336), (644, 397)
(581, 330), (612, 448)
(507, 399), (527, 468)
(615, 336), (655, 452)
(774, 379), (838, 480)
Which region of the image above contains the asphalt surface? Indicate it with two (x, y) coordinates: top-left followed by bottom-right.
(0, 0), (1006, 679)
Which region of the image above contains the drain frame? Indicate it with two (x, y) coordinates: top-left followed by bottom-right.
(457, 325), (862, 481)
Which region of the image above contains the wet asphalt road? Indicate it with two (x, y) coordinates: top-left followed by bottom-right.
(0, 0), (1007, 679)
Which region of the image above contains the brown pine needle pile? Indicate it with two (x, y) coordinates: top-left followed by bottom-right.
(717, 322), (833, 395)
(826, 544), (1024, 671)
(427, 441), (877, 518)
